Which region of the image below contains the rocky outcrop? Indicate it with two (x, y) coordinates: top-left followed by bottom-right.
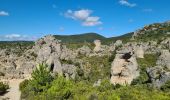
(114, 40), (122, 47)
(34, 35), (77, 78)
(110, 46), (139, 85)
(146, 49), (170, 88)
(0, 49), (35, 79)
(147, 66), (170, 88)
(135, 45), (144, 58)
(93, 40), (102, 52)
(156, 50), (170, 70)
(77, 45), (92, 56)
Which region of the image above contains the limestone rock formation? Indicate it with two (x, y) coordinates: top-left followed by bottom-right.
(77, 45), (92, 56)
(93, 40), (102, 52)
(135, 45), (144, 58)
(147, 66), (170, 88)
(114, 40), (122, 47)
(156, 50), (170, 70)
(110, 47), (139, 85)
(34, 35), (77, 78)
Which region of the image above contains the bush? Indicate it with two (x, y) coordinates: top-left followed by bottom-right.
(19, 79), (29, 91)
(161, 80), (170, 92)
(30, 63), (53, 93)
(20, 63), (53, 99)
(0, 82), (9, 95)
(133, 54), (158, 85)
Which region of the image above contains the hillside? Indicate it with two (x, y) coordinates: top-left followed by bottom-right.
(54, 33), (106, 43)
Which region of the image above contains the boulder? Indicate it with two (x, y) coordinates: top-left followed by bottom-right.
(156, 50), (170, 70)
(114, 40), (122, 47)
(147, 66), (170, 88)
(110, 51), (139, 85)
(135, 45), (144, 58)
(93, 40), (101, 52)
(77, 45), (92, 56)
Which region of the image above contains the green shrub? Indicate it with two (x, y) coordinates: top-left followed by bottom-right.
(20, 63), (53, 99)
(161, 80), (170, 92)
(133, 54), (158, 85)
(19, 79), (29, 91)
(0, 82), (9, 95)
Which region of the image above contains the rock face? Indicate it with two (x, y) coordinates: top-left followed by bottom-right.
(77, 45), (92, 56)
(93, 40), (101, 52)
(156, 50), (170, 70)
(135, 45), (144, 58)
(0, 49), (35, 79)
(114, 40), (122, 47)
(146, 49), (170, 88)
(110, 47), (139, 85)
(34, 35), (77, 78)
(147, 66), (170, 88)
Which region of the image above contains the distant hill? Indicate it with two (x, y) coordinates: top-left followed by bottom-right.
(132, 21), (170, 42)
(54, 33), (106, 43)
(54, 32), (133, 44)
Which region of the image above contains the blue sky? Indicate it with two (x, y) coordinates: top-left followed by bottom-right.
(0, 0), (170, 41)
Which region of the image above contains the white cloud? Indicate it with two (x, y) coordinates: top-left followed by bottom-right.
(82, 17), (102, 26)
(143, 8), (153, 12)
(65, 9), (102, 26)
(0, 34), (36, 41)
(119, 0), (136, 7)
(5, 34), (21, 39)
(0, 11), (9, 16)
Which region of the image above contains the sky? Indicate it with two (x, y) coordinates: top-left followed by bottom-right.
(0, 0), (170, 41)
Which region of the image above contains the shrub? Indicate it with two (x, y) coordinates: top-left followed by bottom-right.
(0, 82), (9, 95)
(19, 79), (29, 91)
(20, 63), (53, 99)
(160, 80), (170, 92)
(134, 54), (158, 85)
(30, 63), (53, 93)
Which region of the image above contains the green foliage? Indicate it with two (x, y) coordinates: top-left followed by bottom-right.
(30, 63), (53, 93)
(54, 33), (106, 43)
(133, 54), (158, 85)
(0, 82), (9, 95)
(80, 55), (112, 83)
(134, 24), (170, 42)
(20, 64), (53, 99)
(137, 54), (157, 69)
(54, 32), (133, 45)
(161, 80), (170, 92)
(19, 79), (29, 91)
(47, 76), (74, 99)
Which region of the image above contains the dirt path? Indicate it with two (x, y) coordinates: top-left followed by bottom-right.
(0, 79), (24, 100)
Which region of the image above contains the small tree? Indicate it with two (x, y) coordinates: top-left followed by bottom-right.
(0, 82), (9, 95)
(30, 63), (53, 93)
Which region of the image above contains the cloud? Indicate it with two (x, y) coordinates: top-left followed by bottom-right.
(65, 9), (102, 26)
(143, 8), (153, 12)
(82, 17), (102, 26)
(0, 34), (37, 41)
(5, 34), (21, 39)
(119, 0), (136, 7)
(0, 11), (9, 16)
